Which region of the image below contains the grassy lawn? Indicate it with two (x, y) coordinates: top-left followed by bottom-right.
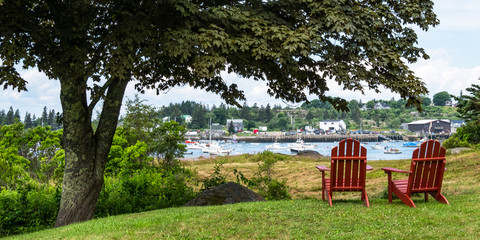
(8, 149), (480, 239)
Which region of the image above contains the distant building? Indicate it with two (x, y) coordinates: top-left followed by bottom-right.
(407, 119), (451, 134)
(226, 119), (244, 132)
(259, 126), (268, 132)
(374, 102), (390, 110)
(181, 115), (192, 123)
(451, 120), (465, 133)
(319, 120), (346, 132)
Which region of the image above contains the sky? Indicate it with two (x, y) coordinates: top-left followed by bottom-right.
(1, 0), (480, 117)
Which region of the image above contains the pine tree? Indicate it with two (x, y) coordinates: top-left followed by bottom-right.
(14, 109), (21, 122)
(32, 114), (38, 127)
(48, 109), (55, 128)
(228, 120), (235, 134)
(6, 106), (14, 125)
(24, 112), (33, 128)
(0, 109), (5, 125)
(41, 106), (48, 126)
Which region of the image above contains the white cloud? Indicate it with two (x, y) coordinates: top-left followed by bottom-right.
(412, 49), (480, 98)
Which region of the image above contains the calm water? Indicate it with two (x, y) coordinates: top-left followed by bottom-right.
(182, 141), (417, 161)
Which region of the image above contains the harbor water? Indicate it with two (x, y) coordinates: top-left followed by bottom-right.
(182, 141), (417, 161)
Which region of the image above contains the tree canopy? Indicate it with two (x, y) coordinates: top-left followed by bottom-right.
(1, 0), (437, 110)
(1, 0), (439, 227)
(433, 91), (451, 106)
(454, 84), (480, 122)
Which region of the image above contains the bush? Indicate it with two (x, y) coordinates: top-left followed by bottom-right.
(442, 136), (471, 149)
(236, 151), (291, 200)
(0, 182), (60, 237)
(95, 167), (196, 218)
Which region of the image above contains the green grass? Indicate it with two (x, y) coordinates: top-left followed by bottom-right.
(7, 149), (480, 239)
(8, 195), (480, 239)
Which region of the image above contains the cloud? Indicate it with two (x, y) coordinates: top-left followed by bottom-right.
(411, 49), (480, 98)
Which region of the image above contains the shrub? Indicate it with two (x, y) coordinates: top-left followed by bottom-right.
(0, 182), (60, 237)
(95, 167), (195, 218)
(442, 136), (471, 149)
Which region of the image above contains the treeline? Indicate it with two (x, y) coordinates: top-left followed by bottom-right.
(0, 106), (61, 130)
(157, 96), (459, 131)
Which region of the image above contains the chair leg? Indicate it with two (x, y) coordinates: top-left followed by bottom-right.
(387, 183), (393, 203)
(424, 192), (429, 203)
(327, 192), (333, 207)
(393, 187), (416, 207)
(430, 192), (449, 205)
(362, 191), (370, 207)
(321, 181), (325, 201)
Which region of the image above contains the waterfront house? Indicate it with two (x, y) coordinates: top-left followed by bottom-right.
(318, 120), (346, 132)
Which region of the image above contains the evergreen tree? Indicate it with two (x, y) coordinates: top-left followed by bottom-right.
(24, 112), (33, 128)
(32, 114), (39, 127)
(14, 109), (21, 122)
(41, 106), (48, 127)
(228, 120), (235, 134)
(190, 104), (207, 129)
(240, 103), (250, 120)
(265, 104), (273, 123)
(48, 109), (55, 127)
(0, 109), (5, 125)
(6, 107), (14, 125)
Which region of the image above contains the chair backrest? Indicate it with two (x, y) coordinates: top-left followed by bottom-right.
(407, 140), (446, 194)
(330, 138), (367, 191)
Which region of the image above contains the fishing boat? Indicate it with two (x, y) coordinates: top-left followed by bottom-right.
(371, 144), (383, 150)
(266, 142), (287, 150)
(384, 148), (402, 154)
(288, 138), (316, 149)
(202, 142), (232, 156)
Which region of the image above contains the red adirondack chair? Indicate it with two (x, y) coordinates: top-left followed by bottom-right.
(316, 138), (372, 207)
(382, 139), (449, 207)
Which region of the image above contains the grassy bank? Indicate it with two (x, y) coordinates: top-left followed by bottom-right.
(8, 149), (480, 239)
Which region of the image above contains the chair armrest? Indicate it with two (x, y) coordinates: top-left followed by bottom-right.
(366, 165), (373, 171)
(316, 165), (330, 172)
(381, 167), (411, 174)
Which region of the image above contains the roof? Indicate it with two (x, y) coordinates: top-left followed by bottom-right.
(319, 120), (345, 123)
(408, 119), (450, 125)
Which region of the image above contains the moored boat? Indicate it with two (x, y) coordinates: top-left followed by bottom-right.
(384, 148), (402, 154)
(266, 142), (287, 150)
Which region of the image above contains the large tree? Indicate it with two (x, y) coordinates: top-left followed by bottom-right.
(1, 0), (438, 227)
(433, 91), (451, 106)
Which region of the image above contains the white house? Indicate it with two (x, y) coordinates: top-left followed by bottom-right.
(374, 102), (390, 110)
(181, 115), (192, 123)
(226, 119), (244, 132)
(318, 120), (346, 132)
(451, 120), (465, 133)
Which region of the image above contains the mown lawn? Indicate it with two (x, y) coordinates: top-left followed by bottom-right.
(8, 149), (480, 239)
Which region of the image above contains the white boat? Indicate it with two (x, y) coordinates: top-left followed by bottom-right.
(186, 142), (206, 150)
(290, 146), (315, 152)
(371, 144), (383, 150)
(202, 142), (232, 156)
(288, 139), (316, 149)
(266, 142), (287, 150)
(384, 148), (402, 154)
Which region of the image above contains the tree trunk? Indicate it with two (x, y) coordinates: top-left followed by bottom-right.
(55, 77), (128, 227)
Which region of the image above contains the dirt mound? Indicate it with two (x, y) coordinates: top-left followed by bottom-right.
(184, 182), (265, 206)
